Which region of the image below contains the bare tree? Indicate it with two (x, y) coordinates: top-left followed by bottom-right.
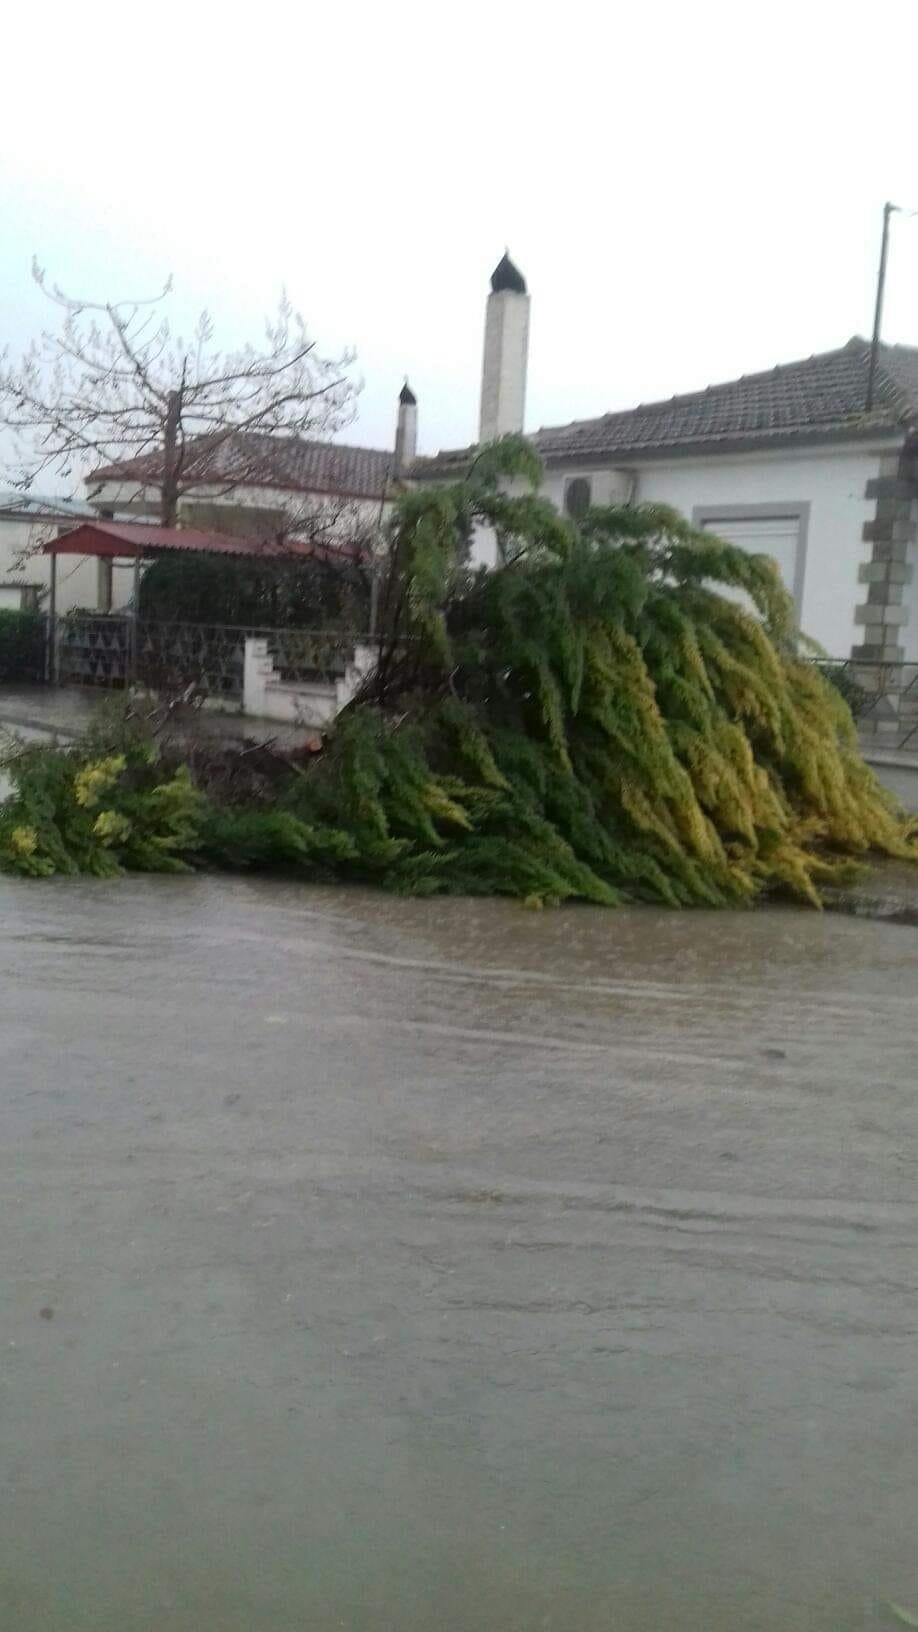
(0, 262), (356, 525)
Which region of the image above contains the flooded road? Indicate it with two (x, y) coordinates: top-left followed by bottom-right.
(2, 877), (918, 1630)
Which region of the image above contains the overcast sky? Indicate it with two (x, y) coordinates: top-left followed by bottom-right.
(3, 0), (918, 488)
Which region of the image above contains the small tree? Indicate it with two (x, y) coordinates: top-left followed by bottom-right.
(0, 263), (356, 524)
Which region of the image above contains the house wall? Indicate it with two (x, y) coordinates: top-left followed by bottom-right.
(533, 443), (899, 658)
(468, 467), (633, 569)
(88, 479), (390, 537)
(0, 516), (100, 616)
(898, 495), (918, 663)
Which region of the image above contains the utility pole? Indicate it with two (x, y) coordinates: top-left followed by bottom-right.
(866, 201), (899, 412)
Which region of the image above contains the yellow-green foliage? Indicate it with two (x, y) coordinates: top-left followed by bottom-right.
(0, 740), (203, 877)
(311, 436), (916, 907)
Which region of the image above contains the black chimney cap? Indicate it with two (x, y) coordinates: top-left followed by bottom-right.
(399, 380), (417, 405)
(490, 252), (527, 295)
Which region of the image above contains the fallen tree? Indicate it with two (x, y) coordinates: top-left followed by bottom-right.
(1, 439), (914, 904)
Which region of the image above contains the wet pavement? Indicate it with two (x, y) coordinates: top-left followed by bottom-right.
(2, 877), (918, 1630)
(0, 684), (109, 739)
(870, 760), (918, 812)
(3, 681), (918, 812)
(0, 684), (308, 748)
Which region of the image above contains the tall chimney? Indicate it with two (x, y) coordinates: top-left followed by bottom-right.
(478, 252), (530, 445)
(394, 379), (418, 474)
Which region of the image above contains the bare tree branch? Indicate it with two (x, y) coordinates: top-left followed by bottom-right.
(0, 269), (357, 526)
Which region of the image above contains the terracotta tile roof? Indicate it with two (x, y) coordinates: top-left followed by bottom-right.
(414, 337), (918, 478)
(92, 432), (394, 501)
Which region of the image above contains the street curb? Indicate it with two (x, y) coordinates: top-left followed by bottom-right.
(824, 893), (918, 927)
(863, 753), (918, 772)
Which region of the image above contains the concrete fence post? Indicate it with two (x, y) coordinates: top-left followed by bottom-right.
(336, 642), (377, 713)
(243, 638), (276, 718)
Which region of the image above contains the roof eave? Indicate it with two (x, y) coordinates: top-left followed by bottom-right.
(538, 420), (907, 468)
(412, 420), (908, 482)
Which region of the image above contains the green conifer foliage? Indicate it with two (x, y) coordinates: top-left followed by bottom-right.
(291, 436), (915, 906)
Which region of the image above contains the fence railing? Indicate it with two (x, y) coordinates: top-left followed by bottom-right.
(45, 621), (918, 750)
(53, 615), (368, 701)
(817, 659), (918, 750)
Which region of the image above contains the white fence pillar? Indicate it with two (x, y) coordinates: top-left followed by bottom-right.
(243, 638), (275, 718)
(335, 642), (377, 713)
(244, 635), (378, 727)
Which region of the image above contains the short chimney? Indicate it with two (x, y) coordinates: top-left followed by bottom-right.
(478, 252), (530, 445)
(394, 379), (418, 474)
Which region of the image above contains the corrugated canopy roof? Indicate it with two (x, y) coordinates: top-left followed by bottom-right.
(44, 520), (360, 562)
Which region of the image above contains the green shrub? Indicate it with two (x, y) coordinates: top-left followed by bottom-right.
(138, 551), (369, 630)
(0, 733), (204, 877)
(0, 609), (45, 683)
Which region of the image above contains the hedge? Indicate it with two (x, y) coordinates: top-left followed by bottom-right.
(0, 610), (45, 683)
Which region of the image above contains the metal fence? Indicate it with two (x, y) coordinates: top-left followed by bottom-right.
(45, 621), (918, 750)
(53, 615), (366, 701)
(817, 659), (918, 750)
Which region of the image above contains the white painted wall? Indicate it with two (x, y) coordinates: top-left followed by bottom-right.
(468, 465), (634, 569)
(0, 515), (99, 615)
(532, 443), (897, 658)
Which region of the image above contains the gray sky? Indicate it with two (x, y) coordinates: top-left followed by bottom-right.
(3, 0), (918, 485)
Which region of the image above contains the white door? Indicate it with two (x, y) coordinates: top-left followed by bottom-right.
(701, 513), (803, 611)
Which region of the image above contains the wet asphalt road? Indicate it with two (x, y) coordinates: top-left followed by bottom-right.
(2, 875), (918, 1631)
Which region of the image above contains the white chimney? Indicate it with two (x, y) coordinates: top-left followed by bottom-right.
(478, 252), (530, 445)
(394, 379), (417, 474)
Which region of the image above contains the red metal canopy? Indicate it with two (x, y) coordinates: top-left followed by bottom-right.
(43, 520), (358, 563)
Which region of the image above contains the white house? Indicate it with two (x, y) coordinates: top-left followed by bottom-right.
(0, 491), (103, 614)
(87, 418), (412, 538)
(412, 254), (918, 665)
(82, 403), (420, 611)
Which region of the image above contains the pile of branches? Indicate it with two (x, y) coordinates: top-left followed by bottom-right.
(1, 439), (914, 904)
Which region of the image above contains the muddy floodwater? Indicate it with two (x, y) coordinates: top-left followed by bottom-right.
(2, 876), (918, 1630)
